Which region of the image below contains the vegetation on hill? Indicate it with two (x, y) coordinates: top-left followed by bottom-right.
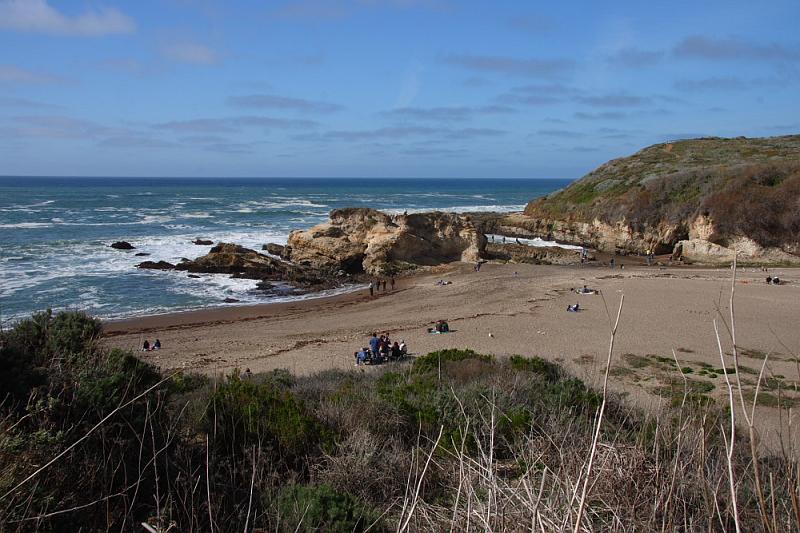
(524, 135), (800, 249)
(1, 310), (798, 531)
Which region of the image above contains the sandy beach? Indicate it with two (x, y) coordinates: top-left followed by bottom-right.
(106, 260), (800, 451)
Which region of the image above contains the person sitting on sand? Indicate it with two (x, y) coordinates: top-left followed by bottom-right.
(356, 348), (368, 365)
(391, 341), (402, 359)
(142, 339), (150, 351)
(399, 340), (407, 355)
(772, 277), (781, 285)
(243, 368), (253, 379)
(767, 276), (773, 284)
(153, 339), (161, 350)
(567, 303), (580, 312)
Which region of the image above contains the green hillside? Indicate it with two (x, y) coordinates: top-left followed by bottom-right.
(524, 135), (800, 249)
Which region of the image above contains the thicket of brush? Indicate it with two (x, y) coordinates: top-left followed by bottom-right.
(1, 309), (799, 531)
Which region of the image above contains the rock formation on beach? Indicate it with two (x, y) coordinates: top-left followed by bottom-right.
(485, 242), (586, 265)
(283, 208), (486, 275)
(480, 135), (800, 265)
(110, 241), (135, 250)
(174, 243), (341, 290)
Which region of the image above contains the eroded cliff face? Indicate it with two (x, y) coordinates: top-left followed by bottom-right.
(481, 213), (680, 254)
(284, 208), (486, 275)
(481, 211), (800, 265)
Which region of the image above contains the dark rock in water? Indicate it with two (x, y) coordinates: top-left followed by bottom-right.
(193, 239), (214, 245)
(255, 280), (275, 291)
(111, 241), (135, 250)
(262, 243), (286, 257)
(137, 260), (176, 270)
(223, 297), (240, 303)
(134, 252), (151, 257)
(187, 274), (201, 278)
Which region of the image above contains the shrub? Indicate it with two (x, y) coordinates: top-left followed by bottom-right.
(208, 373), (333, 462)
(510, 355), (561, 382)
(275, 484), (383, 532)
(412, 348), (493, 374)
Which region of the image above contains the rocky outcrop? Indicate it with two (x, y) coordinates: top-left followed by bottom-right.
(137, 260), (176, 270)
(262, 243), (286, 257)
(673, 238), (800, 265)
(486, 243), (585, 265)
(175, 243), (341, 289)
(193, 239), (213, 245)
(111, 241), (135, 250)
(284, 208), (486, 275)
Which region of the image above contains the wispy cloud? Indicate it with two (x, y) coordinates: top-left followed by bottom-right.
(536, 129), (585, 138)
(575, 94), (650, 107)
(271, 0), (451, 20)
(442, 54), (574, 78)
(98, 136), (178, 149)
(153, 116), (318, 133)
(0, 0), (135, 36)
(0, 96), (57, 108)
(227, 94), (344, 113)
(574, 111), (627, 120)
(5, 115), (132, 139)
(305, 125), (505, 142)
(161, 42), (221, 65)
(606, 47), (664, 67)
(381, 105), (513, 121)
(496, 83), (574, 105)
(674, 35), (800, 61)
(0, 64), (63, 84)
(674, 76), (748, 92)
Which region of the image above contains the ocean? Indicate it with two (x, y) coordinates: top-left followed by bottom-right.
(0, 177), (570, 323)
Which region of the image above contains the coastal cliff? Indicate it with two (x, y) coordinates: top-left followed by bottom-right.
(283, 208), (486, 275)
(487, 135), (800, 264)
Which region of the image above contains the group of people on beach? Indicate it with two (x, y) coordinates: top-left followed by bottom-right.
(355, 332), (407, 365)
(141, 339), (161, 351)
(368, 277), (395, 296)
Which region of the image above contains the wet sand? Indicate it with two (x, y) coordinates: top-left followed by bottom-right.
(106, 261), (800, 452)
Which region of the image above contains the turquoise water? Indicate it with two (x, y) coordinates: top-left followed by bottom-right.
(0, 177), (569, 322)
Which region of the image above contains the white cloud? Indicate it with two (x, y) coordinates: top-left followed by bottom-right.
(161, 42), (221, 65)
(0, 0), (135, 36)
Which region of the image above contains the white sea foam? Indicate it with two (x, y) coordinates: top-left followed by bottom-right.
(486, 234), (583, 250)
(0, 222), (54, 229)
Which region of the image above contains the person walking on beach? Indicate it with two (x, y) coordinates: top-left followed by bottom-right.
(382, 279), (386, 291)
(390, 277), (395, 290)
(369, 281), (374, 297)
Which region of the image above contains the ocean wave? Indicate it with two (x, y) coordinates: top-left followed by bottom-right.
(0, 222), (54, 229)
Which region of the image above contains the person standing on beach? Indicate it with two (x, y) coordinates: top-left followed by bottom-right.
(382, 279), (386, 291)
(390, 277), (395, 290)
(369, 281), (374, 297)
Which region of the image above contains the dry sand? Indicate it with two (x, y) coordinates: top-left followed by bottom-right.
(105, 261), (800, 452)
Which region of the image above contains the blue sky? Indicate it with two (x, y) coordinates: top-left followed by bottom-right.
(0, 0), (798, 178)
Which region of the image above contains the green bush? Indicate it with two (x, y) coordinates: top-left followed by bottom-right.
(510, 355), (561, 382)
(275, 484), (383, 532)
(412, 348), (493, 374)
(208, 373), (332, 460)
